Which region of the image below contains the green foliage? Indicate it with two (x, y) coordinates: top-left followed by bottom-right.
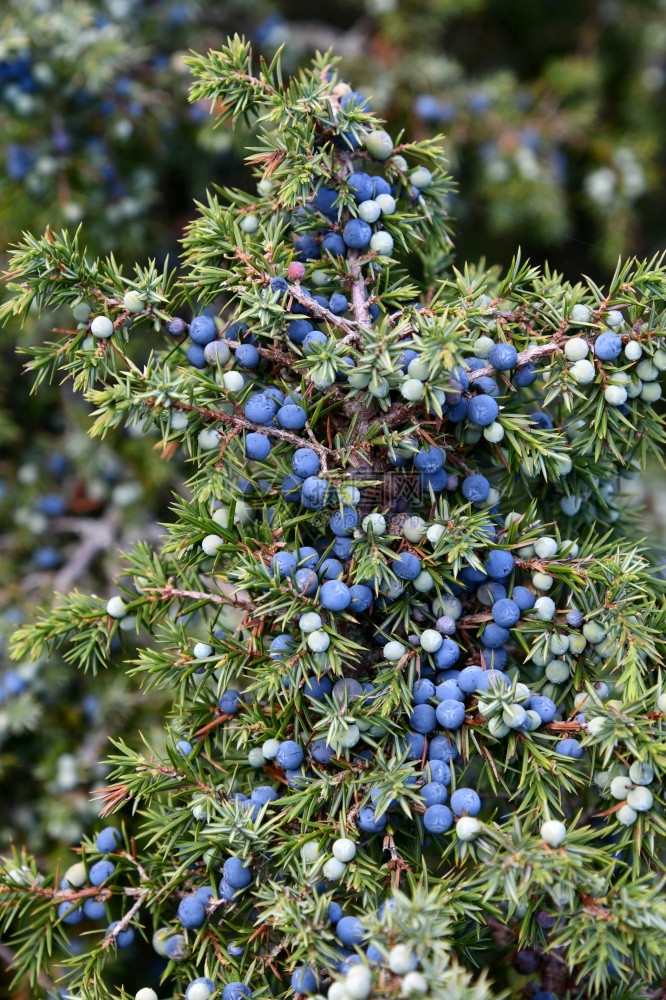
(1, 31), (666, 1000)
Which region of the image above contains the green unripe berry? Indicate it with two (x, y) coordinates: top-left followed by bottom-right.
(375, 193), (396, 215)
(322, 857), (346, 880)
(403, 515), (427, 542)
(123, 290), (145, 313)
(582, 621), (606, 644)
(358, 200), (381, 223)
(545, 660), (570, 683)
(617, 804), (638, 825)
(106, 595), (127, 619)
(370, 231), (394, 255)
(363, 130), (394, 160)
(240, 214), (259, 234)
(640, 381), (662, 402)
(400, 378), (425, 401)
(410, 166), (432, 188)
(564, 337), (589, 361)
(605, 384), (627, 406)
(91, 315), (114, 339)
(626, 786), (653, 811)
(540, 819), (566, 847)
(570, 359), (596, 384)
(569, 304), (591, 324)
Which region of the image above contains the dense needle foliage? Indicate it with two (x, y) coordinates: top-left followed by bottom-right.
(2, 36), (666, 1000)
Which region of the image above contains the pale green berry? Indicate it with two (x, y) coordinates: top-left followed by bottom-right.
(400, 378), (425, 401)
(198, 428), (220, 450)
(503, 704), (527, 729)
(223, 370), (245, 392)
(344, 966), (373, 1000)
(310, 269), (331, 287)
(658, 692), (666, 713)
(545, 660), (570, 683)
(420, 628), (442, 653)
(625, 377), (643, 398)
(72, 301), (91, 322)
(624, 340), (642, 361)
(301, 841), (322, 863)
(322, 857), (347, 880)
(407, 357), (431, 380)
(152, 926), (172, 956)
(540, 819), (566, 847)
(370, 231), (394, 255)
(627, 786), (653, 812)
(212, 507), (229, 528)
(335, 724), (360, 748)
(617, 804), (638, 825)
(610, 776), (633, 800)
(570, 359), (596, 384)
(570, 304), (591, 324)
(559, 538), (579, 556)
(456, 817), (481, 840)
(327, 984), (348, 1000)
(201, 534), (224, 556)
(375, 193), (396, 215)
(564, 337), (589, 361)
(299, 612), (322, 633)
(193, 642), (212, 659)
(358, 199), (381, 223)
(262, 738), (281, 760)
(654, 347), (666, 369)
(629, 761), (654, 785)
(403, 516), (426, 542)
(636, 359), (659, 381)
(240, 214), (259, 234)
(205, 341), (230, 365)
(526, 710), (542, 731)
(384, 640), (406, 661)
(123, 290), (145, 313)
(170, 411), (188, 431)
(135, 989), (158, 1000)
(90, 315), (114, 339)
(560, 495), (582, 515)
(640, 381), (662, 403)
(64, 862), (87, 888)
(472, 335), (494, 358)
(426, 523), (445, 545)
(483, 421), (504, 443)
(532, 572), (554, 591)
(533, 595), (556, 621)
(307, 630), (330, 653)
(487, 717), (510, 737)
(583, 621), (606, 644)
(247, 747), (265, 768)
(332, 838), (357, 863)
(586, 717), (605, 737)
(534, 536), (558, 559)
(549, 634), (569, 655)
(348, 371), (372, 388)
(413, 570), (435, 592)
(257, 178), (273, 196)
(106, 595), (127, 619)
(363, 130), (394, 160)
(368, 377), (390, 398)
(388, 945), (418, 974)
(362, 513), (386, 534)
(605, 384), (627, 406)
(401, 972), (429, 996)
(410, 166), (432, 188)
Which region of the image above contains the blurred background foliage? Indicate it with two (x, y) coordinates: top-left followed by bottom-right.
(2, 0), (666, 875)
